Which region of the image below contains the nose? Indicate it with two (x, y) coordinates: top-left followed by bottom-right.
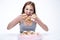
(28, 10), (30, 13)
(27, 10), (31, 16)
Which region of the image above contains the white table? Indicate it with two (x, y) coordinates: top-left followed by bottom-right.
(0, 33), (59, 40)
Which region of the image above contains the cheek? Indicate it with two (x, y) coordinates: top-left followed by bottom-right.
(31, 11), (34, 13)
(24, 9), (27, 13)
(25, 10), (28, 14)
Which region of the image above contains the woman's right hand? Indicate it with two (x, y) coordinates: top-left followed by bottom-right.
(21, 14), (28, 20)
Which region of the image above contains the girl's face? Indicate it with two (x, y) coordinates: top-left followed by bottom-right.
(24, 5), (34, 16)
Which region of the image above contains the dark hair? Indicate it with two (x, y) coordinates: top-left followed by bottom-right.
(22, 1), (36, 14)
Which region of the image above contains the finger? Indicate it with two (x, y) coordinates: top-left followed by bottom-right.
(22, 14), (28, 19)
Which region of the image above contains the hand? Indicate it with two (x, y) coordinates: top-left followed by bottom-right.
(21, 14), (28, 20)
(31, 14), (37, 23)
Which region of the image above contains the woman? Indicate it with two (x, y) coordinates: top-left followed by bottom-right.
(7, 1), (48, 40)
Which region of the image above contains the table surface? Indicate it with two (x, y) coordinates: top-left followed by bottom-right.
(0, 33), (59, 40)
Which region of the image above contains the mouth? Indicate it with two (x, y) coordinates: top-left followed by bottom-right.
(27, 13), (32, 16)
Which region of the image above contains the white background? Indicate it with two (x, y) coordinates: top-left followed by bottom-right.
(0, 0), (60, 40)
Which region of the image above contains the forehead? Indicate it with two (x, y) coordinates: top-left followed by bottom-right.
(25, 5), (33, 9)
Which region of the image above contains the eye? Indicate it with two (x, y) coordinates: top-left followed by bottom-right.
(26, 8), (28, 10)
(30, 9), (33, 11)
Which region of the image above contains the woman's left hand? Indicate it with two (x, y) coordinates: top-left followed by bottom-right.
(31, 14), (38, 23)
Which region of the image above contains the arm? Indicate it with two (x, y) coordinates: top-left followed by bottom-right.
(35, 17), (48, 31)
(31, 14), (48, 31)
(7, 15), (22, 30)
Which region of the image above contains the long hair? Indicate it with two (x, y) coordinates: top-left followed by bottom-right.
(22, 1), (36, 14)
